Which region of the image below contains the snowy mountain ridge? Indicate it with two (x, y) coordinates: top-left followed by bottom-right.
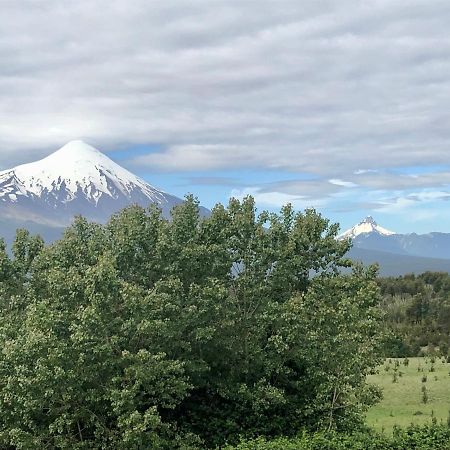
(0, 140), (187, 226)
(339, 216), (450, 263)
(338, 216), (396, 240)
(0, 140), (168, 207)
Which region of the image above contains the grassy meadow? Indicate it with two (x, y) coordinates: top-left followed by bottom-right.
(366, 357), (450, 433)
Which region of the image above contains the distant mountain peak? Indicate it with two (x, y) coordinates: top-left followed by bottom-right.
(0, 140), (186, 226)
(361, 215), (376, 225)
(0, 140), (164, 204)
(338, 216), (396, 240)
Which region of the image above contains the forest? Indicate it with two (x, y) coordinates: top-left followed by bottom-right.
(0, 196), (448, 449)
(379, 272), (450, 358)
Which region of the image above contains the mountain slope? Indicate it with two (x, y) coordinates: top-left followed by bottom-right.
(348, 247), (450, 277)
(0, 140), (193, 227)
(340, 216), (450, 260)
(338, 216), (396, 240)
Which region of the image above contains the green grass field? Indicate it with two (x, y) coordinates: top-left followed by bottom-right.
(366, 357), (450, 433)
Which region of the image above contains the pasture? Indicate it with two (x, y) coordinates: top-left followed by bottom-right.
(366, 357), (450, 433)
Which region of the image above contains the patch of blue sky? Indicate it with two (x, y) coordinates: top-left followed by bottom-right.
(110, 143), (164, 161)
(136, 168), (317, 210)
(108, 147), (450, 234)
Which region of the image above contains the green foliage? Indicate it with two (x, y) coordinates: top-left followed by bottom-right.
(0, 196), (385, 448)
(224, 425), (450, 450)
(379, 273), (450, 357)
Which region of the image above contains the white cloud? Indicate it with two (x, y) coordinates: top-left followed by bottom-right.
(354, 169), (378, 175)
(353, 171), (450, 190)
(328, 179), (357, 187)
(374, 190), (450, 213)
(230, 186), (327, 209)
(0, 0), (450, 202)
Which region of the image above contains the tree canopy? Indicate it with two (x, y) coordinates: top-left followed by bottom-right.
(0, 196), (384, 449)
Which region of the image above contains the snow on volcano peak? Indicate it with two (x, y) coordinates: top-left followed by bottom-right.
(3, 140), (160, 201)
(338, 216), (396, 240)
(0, 140), (186, 225)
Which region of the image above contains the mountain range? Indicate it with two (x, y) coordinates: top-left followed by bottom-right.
(340, 216), (450, 276)
(2, 141), (450, 276)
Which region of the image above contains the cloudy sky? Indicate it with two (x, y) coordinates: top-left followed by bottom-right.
(1, 0), (450, 233)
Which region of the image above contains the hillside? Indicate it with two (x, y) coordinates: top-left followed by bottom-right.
(348, 247), (450, 276)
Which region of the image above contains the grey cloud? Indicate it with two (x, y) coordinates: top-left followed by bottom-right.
(353, 171), (450, 190)
(258, 179), (343, 199)
(130, 144), (269, 172)
(331, 202), (384, 214)
(371, 190), (450, 213)
(406, 191), (450, 202)
(1, 0), (450, 189)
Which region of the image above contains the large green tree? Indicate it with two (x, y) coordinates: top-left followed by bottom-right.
(0, 196), (384, 448)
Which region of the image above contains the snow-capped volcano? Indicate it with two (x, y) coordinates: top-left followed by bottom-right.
(0, 140), (187, 226)
(342, 216), (450, 274)
(338, 216), (396, 240)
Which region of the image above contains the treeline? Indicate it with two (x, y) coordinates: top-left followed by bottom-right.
(0, 196), (386, 449)
(379, 272), (450, 357)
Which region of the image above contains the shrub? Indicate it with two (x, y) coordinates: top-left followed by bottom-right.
(225, 425), (450, 450)
(422, 389), (428, 404)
